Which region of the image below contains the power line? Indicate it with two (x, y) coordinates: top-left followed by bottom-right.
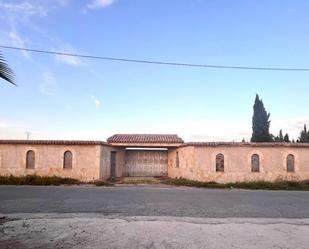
(1, 44), (309, 72)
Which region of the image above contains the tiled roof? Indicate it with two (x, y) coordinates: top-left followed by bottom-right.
(2, 139), (307, 147)
(107, 134), (184, 144)
(0, 140), (108, 145)
(184, 142), (309, 147)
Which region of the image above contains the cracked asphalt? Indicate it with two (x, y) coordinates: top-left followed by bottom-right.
(1, 215), (309, 249)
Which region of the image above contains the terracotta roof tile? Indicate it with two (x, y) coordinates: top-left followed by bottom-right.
(0, 140), (108, 145)
(184, 142), (309, 147)
(107, 134), (184, 144)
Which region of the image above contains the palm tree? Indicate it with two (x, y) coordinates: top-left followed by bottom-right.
(0, 52), (15, 85)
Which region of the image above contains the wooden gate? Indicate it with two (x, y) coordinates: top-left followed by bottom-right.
(125, 150), (168, 176)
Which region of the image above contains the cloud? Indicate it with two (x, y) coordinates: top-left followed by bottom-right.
(271, 117), (309, 140)
(185, 120), (251, 142)
(40, 72), (56, 96)
(86, 0), (115, 10)
(55, 53), (83, 66)
(128, 116), (252, 142)
(90, 95), (101, 108)
(1, 1), (84, 67)
(181, 116), (309, 142)
(54, 45), (84, 66)
(0, 120), (11, 128)
(0, 119), (27, 139)
(286, 117), (309, 129)
(8, 31), (31, 58)
(55, 0), (71, 7)
(0, 2), (47, 17)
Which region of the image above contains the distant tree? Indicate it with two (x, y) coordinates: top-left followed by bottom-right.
(284, 133), (290, 142)
(0, 52), (15, 85)
(298, 124), (309, 142)
(274, 129), (283, 142)
(274, 129), (290, 142)
(251, 94), (273, 142)
(279, 130), (284, 142)
(241, 138), (246, 143)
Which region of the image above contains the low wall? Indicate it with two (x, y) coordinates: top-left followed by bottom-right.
(2, 140), (309, 183)
(168, 145), (309, 183)
(0, 143), (102, 182)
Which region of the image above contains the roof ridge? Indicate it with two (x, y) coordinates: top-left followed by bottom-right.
(110, 133), (180, 136)
(107, 134), (184, 144)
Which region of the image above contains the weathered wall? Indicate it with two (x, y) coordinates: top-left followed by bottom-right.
(2, 141), (309, 183)
(168, 145), (309, 183)
(0, 144), (101, 181)
(99, 146), (125, 179)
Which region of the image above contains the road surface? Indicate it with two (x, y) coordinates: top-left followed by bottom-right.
(1, 185), (309, 249)
(0, 185), (309, 217)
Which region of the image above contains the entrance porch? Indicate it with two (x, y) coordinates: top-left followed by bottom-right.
(107, 134), (183, 178)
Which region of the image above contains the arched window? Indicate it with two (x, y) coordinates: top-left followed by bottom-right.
(287, 154), (295, 172)
(26, 150), (35, 169)
(216, 154), (224, 172)
(63, 151), (73, 169)
(251, 154), (260, 172)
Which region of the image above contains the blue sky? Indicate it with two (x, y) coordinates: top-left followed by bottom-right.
(0, 0), (308, 141)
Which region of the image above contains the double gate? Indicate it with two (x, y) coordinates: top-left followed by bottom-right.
(125, 150), (168, 177)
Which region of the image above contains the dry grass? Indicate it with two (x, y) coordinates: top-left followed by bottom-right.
(1, 175), (309, 190)
(92, 180), (114, 186)
(162, 177), (309, 190)
(0, 175), (81, 186)
(116, 177), (164, 185)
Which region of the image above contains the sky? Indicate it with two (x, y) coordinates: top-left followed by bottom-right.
(0, 0), (309, 142)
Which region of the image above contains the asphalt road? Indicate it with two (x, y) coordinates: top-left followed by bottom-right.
(1, 185), (309, 218)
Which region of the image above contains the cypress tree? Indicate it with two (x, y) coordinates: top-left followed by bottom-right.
(274, 129), (289, 142)
(251, 94), (273, 142)
(299, 124), (309, 142)
(279, 129), (284, 142)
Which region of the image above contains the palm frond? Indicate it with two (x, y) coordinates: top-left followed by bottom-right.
(0, 53), (16, 85)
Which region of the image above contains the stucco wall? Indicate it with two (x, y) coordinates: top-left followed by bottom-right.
(168, 145), (309, 183)
(99, 146), (125, 179)
(2, 142), (309, 183)
(0, 144), (102, 181)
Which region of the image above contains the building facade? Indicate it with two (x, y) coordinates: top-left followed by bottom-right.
(0, 134), (309, 183)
